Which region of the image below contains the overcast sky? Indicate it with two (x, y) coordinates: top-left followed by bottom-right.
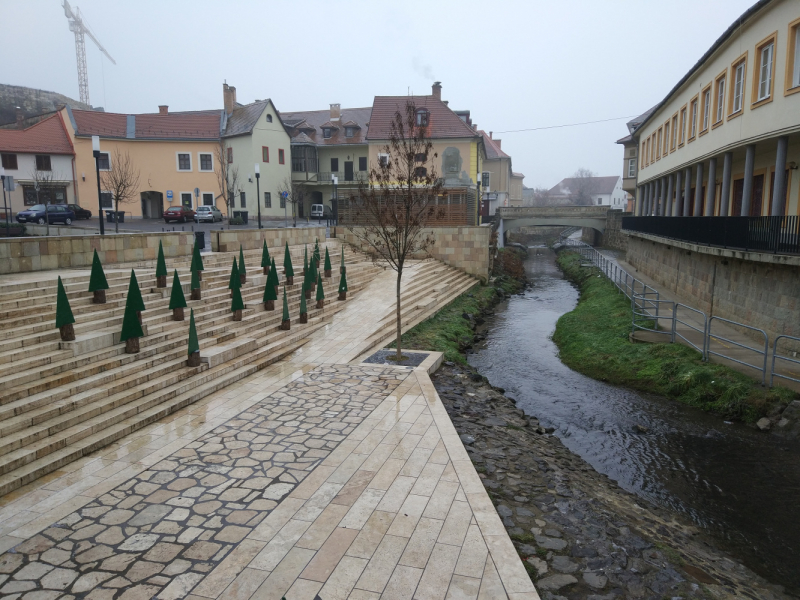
(3, 0), (755, 189)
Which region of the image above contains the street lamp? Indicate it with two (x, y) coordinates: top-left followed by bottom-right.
(0, 167), (8, 237)
(92, 135), (105, 235)
(254, 163), (262, 229)
(331, 174), (338, 226)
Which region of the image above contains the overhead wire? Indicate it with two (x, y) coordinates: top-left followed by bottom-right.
(493, 115), (639, 134)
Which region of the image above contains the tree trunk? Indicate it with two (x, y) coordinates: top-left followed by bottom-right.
(316, 299), (324, 309)
(299, 312), (308, 323)
(304, 287), (311, 300)
(240, 273), (246, 285)
(59, 323), (75, 342)
(309, 280), (316, 292)
(197, 271), (202, 281)
(232, 309), (242, 321)
(286, 276), (293, 285)
(173, 307), (184, 321)
(191, 288), (201, 300)
(264, 300), (275, 311)
(137, 310), (142, 325)
(395, 269), (402, 361)
(125, 337), (139, 354)
(324, 269), (331, 278)
(93, 290), (106, 304)
(157, 276), (167, 288)
(338, 291), (346, 301)
(274, 285), (279, 297)
(280, 319), (290, 330)
(263, 266), (270, 276)
(187, 351), (201, 367)
(115, 199), (119, 234)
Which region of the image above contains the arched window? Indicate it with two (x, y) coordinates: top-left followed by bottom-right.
(266, 114), (273, 122)
(415, 109), (429, 126)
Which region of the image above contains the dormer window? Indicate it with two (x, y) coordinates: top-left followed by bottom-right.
(266, 114), (273, 122)
(415, 109), (429, 126)
(345, 127), (355, 138)
(323, 128), (332, 139)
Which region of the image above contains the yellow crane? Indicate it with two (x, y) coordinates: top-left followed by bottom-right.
(62, 0), (116, 105)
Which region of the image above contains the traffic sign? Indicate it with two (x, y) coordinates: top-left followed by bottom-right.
(166, 190), (173, 199)
(281, 191), (289, 199)
(194, 187), (200, 197)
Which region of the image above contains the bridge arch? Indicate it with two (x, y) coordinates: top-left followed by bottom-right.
(495, 206), (610, 247)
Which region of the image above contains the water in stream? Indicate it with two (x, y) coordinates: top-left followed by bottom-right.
(468, 247), (800, 595)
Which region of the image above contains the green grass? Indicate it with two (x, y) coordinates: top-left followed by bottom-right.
(553, 251), (796, 423)
(389, 275), (524, 365)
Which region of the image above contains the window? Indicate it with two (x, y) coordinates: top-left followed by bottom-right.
(663, 121), (670, 155)
(414, 166), (428, 178)
(266, 114), (273, 123)
(714, 72), (726, 125)
(262, 147), (269, 162)
(481, 172), (490, 187)
(689, 97), (698, 141)
(415, 153), (427, 162)
(100, 191), (113, 208)
(202, 192), (214, 206)
(239, 191), (246, 208)
(358, 157), (367, 171)
(280, 193), (286, 209)
(628, 158), (636, 178)
(95, 152), (110, 170)
(753, 33), (776, 105)
(177, 153), (191, 171)
(181, 192), (192, 208)
(671, 114), (678, 151)
(199, 153), (213, 171)
(729, 54), (747, 117)
(331, 158), (339, 172)
(415, 109), (429, 126)
(278, 149), (285, 164)
(378, 153), (389, 167)
(264, 192), (271, 208)
(322, 128), (332, 139)
(788, 18), (800, 93)
(700, 86), (711, 133)
(640, 142), (646, 169)
(656, 127), (662, 159)
(679, 105), (687, 146)
(345, 127), (355, 137)
(1, 153), (17, 170)
(35, 155), (51, 171)
(227, 147), (233, 163)
(644, 138), (650, 166)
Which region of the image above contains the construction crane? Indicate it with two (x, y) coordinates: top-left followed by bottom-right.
(62, 0), (116, 105)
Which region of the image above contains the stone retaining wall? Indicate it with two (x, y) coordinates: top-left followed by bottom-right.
(0, 231), (194, 274)
(336, 226), (491, 282)
(627, 235), (800, 349)
(581, 211), (629, 251)
(211, 227), (326, 253)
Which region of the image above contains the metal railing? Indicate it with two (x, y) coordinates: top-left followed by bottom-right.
(672, 304), (707, 355)
(770, 335), (800, 387)
(632, 294), (674, 338)
(705, 316), (769, 385)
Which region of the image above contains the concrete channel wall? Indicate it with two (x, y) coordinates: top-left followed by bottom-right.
(211, 227), (327, 253)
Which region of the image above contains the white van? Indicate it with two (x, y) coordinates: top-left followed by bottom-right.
(311, 204), (333, 219)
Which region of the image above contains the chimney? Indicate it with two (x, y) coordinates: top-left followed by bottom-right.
(495, 139), (502, 149)
(223, 83), (233, 115)
(330, 103), (341, 120)
(231, 86), (236, 103)
(158, 105), (168, 115)
(489, 131), (493, 139)
(15, 107), (24, 129)
(432, 81), (442, 100)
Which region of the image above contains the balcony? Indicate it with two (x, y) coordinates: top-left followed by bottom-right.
(291, 170), (367, 185)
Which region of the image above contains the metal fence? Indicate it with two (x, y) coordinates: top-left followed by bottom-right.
(557, 235), (793, 387)
(621, 215), (800, 254)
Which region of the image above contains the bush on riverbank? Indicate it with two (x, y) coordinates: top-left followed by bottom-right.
(553, 250), (796, 423)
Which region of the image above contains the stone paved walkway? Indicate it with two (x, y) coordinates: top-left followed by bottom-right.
(0, 264), (538, 600)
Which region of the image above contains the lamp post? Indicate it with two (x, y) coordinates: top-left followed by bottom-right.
(331, 174), (338, 226)
(0, 167), (8, 237)
(92, 136), (105, 235)
(254, 163), (262, 229)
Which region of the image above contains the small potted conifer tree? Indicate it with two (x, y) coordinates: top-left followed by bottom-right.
(88, 249), (109, 304)
(120, 286), (144, 354)
(187, 308), (201, 367)
(261, 240), (271, 276)
(155, 240), (168, 288)
(299, 282), (308, 323)
(190, 267), (201, 300)
(55, 276), (75, 341)
(280, 287), (290, 330)
(191, 238), (204, 281)
(316, 273), (325, 309)
(231, 285), (244, 321)
(324, 247), (332, 278)
(239, 245), (247, 285)
(338, 269), (348, 300)
(283, 242), (294, 285)
(127, 269), (146, 325)
(228, 258), (239, 298)
(263, 268), (277, 310)
(169, 269), (187, 321)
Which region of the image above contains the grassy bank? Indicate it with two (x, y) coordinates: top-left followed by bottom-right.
(390, 249), (526, 364)
(553, 250), (795, 423)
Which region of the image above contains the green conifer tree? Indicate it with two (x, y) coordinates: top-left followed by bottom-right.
(231, 286), (244, 313)
(187, 308), (200, 366)
(88, 249), (109, 303)
(239, 245), (247, 283)
(313, 239), (321, 266)
(299, 281), (307, 322)
(263, 265), (278, 309)
(190, 266), (201, 300)
(228, 258), (240, 293)
(127, 270), (146, 319)
(303, 245), (308, 276)
(338, 269), (348, 300)
(155, 241), (168, 287)
(169, 270), (187, 320)
(120, 280), (144, 352)
(340, 244), (346, 275)
(324, 247), (332, 277)
(283, 242), (294, 281)
(270, 257), (279, 295)
(191, 238), (205, 276)
(55, 276), (76, 340)
(281, 286), (290, 324)
(316, 273), (325, 302)
(261, 240), (271, 274)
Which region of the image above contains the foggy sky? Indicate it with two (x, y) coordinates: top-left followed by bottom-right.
(2, 0), (755, 189)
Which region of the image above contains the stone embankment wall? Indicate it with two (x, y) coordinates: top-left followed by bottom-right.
(336, 226), (491, 282)
(0, 231), (195, 274)
(627, 234), (800, 348)
(581, 211), (629, 251)
(211, 227), (326, 253)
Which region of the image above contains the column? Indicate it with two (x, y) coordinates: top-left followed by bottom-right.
(741, 144), (756, 216)
(720, 151), (733, 217)
(693, 162), (704, 216)
(635, 186), (643, 216)
(674, 170), (683, 216)
(643, 183), (650, 215)
(497, 218), (504, 248)
(653, 179), (660, 216)
(771, 136), (789, 216)
(705, 157), (716, 216)
(683, 166), (692, 216)
(666, 173), (675, 217)
(659, 177), (666, 215)
(647, 182), (654, 215)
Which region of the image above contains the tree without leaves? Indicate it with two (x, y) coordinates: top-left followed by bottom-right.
(524, 187), (557, 207)
(100, 149), (141, 233)
(214, 138), (239, 225)
(276, 178), (308, 227)
(347, 100), (444, 361)
(569, 168), (597, 206)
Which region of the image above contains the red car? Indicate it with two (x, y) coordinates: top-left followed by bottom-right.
(164, 205), (195, 223)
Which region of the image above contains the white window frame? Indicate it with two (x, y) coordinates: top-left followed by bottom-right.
(794, 25), (800, 88)
(757, 42), (773, 101)
(201, 192), (214, 206)
(378, 153), (389, 167)
(716, 77), (726, 122)
(481, 172), (490, 189)
(198, 152), (214, 172)
(627, 158), (636, 178)
(732, 62), (745, 114)
(702, 90), (711, 131)
(176, 152), (192, 172)
(96, 151), (112, 171)
(690, 100), (698, 139)
(180, 191), (193, 208)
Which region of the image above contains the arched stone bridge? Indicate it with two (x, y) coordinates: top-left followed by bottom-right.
(495, 206), (610, 247)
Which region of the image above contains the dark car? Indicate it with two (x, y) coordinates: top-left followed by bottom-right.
(164, 205), (195, 223)
(16, 204), (76, 225)
(68, 204), (92, 219)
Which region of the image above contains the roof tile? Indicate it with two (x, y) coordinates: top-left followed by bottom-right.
(0, 114), (73, 155)
(367, 95), (478, 140)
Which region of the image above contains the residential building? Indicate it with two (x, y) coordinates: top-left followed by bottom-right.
(547, 175), (627, 209)
(0, 112), (76, 214)
(62, 104), (222, 218)
(615, 108), (655, 204)
(510, 172), (525, 207)
(281, 104), (371, 218)
(629, 0), (800, 217)
(220, 84), (292, 221)
(478, 131), (525, 214)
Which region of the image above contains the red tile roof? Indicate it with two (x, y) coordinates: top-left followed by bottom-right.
(0, 114), (74, 155)
(281, 107), (372, 147)
(366, 96), (478, 140)
(72, 109), (222, 140)
(479, 130), (509, 160)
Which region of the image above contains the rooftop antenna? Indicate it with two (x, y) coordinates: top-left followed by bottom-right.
(62, 0), (116, 105)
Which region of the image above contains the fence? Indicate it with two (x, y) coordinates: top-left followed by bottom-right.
(558, 234), (793, 387)
(621, 215), (800, 255)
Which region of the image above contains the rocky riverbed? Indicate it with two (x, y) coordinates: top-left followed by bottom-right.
(431, 362), (792, 600)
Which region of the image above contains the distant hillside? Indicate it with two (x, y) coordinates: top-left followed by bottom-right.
(0, 84), (97, 127)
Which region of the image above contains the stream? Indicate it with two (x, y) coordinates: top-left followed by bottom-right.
(468, 247), (800, 595)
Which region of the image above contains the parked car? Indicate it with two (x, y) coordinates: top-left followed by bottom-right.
(311, 203), (333, 220)
(194, 205), (223, 223)
(163, 205), (195, 223)
(67, 204), (92, 219)
(16, 204), (76, 225)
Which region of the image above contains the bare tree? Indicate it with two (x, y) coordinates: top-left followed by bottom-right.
(348, 100), (444, 362)
(525, 187), (556, 207)
(101, 149), (141, 233)
(276, 178), (308, 227)
(29, 167), (66, 237)
(569, 168), (597, 206)
(214, 139), (239, 226)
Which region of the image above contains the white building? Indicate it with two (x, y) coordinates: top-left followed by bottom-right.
(547, 175), (627, 209)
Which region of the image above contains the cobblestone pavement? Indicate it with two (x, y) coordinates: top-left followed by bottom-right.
(0, 366), (409, 599)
